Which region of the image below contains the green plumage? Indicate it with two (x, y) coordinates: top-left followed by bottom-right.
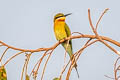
(61, 23), (73, 58)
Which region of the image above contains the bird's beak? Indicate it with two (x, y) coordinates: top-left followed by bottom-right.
(64, 13), (72, 17)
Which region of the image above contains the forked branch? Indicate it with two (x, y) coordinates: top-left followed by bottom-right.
(0, 8), (120, 80)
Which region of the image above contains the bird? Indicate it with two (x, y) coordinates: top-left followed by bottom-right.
(53, 13), (79, 78)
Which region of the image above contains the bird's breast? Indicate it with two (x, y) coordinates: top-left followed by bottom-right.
(54, 21), (67, 40)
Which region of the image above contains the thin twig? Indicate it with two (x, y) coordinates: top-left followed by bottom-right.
(72, 32), (84, 36)
(104, 75), (114, 79)
(0, 45), (3, 47)
(85, 38), (92, 46)
(114, 57), (120, 80)
(88, 9), (95, 32)
(21, 58), (27, 80)
(66, 53), (76, 80)
(0, 47), (9, 64)
(88, 9), (119, 56)
(66, 39), (99, 80)
(33, 51), (48, 79)
(29, 51), (48, 78)
(59, 59), (71, 80)
(75, 39), (98, 61)
(41, 49), (54, 80)
(95, 8), (109, 30)
(3, 51), (24, 66)
(25, 53), (32, 80)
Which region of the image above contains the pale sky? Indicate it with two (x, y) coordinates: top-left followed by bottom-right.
(0, 0), (120, 80)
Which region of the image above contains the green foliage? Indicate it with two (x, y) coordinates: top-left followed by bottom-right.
(53, 77), (60, 80)
(26, 75), (30, 80)
(0, 66), (7, 80)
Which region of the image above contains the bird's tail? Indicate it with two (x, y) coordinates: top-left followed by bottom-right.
(71, 56), (79, 78)
(62, 43), (79, 78)
(74, 63), (79, 78)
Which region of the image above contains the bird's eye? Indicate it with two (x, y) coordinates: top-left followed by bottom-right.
(55, 17), (59, 19)
(55, 16), (63, 20)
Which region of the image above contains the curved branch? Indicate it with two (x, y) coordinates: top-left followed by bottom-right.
(3, 51), (24, 66)
(41, 50), (54, 80)
(95, 8), (109, 30)
(0, 35), (120, 52)
(88, 9), (119, 55)
(0, 48), (9, 63)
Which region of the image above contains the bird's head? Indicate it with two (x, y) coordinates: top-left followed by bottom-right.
(54, 13), (72, 22)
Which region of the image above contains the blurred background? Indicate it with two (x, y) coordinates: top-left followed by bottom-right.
(0, 0), (120, 80)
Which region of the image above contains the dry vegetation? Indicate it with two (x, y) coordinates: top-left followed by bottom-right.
(0, 9), (120, 80)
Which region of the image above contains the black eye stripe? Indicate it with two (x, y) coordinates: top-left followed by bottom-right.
(55, 16), (64, 19)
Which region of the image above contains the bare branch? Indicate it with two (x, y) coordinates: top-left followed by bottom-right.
(88, 9), (95, 32)
(0, 45), (3, 47)
(25, 53), (32, 80)
(21, 57), (27, 80)
(104, 75), (114, 79)
(32, 51), (48, 79)
(88, 9), (119, 56)
(59, 57), (71, 80)
(3, 51), (24, 66)
(0, 35), (120, 53)
(95, 8), (109, 30)
(0, 8), (120, 80)
(41, 50), (54, 80)
(0, 47), (9, 64)
(66, 39), (99, 80)
(114, 57), (120, 80)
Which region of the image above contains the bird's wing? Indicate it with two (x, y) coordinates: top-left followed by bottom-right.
(64, 23), (72, 48)
(64, 23), (71, 37)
